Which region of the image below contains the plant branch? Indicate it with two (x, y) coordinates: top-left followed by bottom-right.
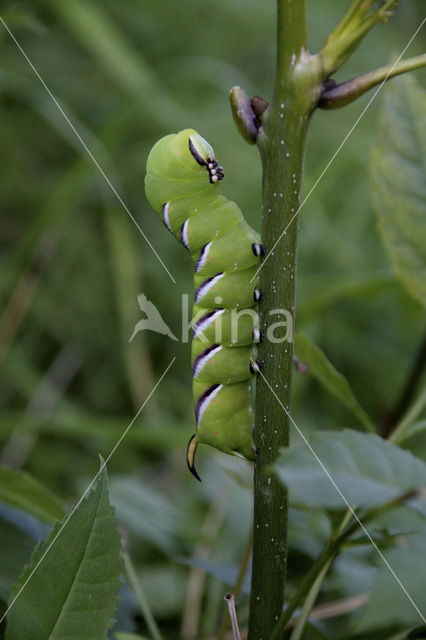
(319, 54), (426, 109)
(242, 2), (421, 638)
(319, 0), (399, 77)
(247, 1), (322, 638)
(326, 0), (395, 43)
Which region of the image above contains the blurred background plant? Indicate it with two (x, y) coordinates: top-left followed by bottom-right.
(0, 1), (425, 639)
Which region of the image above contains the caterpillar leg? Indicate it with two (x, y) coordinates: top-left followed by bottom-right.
(186, 434), (201, 482)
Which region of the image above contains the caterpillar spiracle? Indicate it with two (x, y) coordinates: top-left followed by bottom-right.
(144, 129), (264, 480)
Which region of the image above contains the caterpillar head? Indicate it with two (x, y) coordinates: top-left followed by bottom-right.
(188, 133), (224, 183)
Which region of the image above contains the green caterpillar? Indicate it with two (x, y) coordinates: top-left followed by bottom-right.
(145, 129), (263, 479)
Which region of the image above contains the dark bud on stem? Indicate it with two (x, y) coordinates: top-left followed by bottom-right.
(250, 95), (269, 116)
(229, 86), (258, 144)
(318, 77), (353, 110)
(250, 95), (269, 128)
(322, 78), (337, 91)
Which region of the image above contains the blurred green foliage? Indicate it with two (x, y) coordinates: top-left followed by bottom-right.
(0, 0), (425, 638)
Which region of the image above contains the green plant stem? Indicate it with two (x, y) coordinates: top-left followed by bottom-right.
(388, 385), (426, 445)
(122, 551), (164, 640)
(288, 557), (333, 640)
(246, 2), (419, 637)
(327, 0), (373, 41)
(247, 2), (321, 638)
(319, 0), (398, 76)
(319, 54), (426, 109)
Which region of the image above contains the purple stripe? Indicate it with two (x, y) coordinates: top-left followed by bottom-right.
(188, 137), (206, 166)
(194, 273), (224, 304)
(195, 242), (211, 273)
(180, 220), (190, 251)
(193, 309), (223, 338)
(162, 202), (172, 233)
(195, 383), (221, 424)
(192, 343), (220, 378)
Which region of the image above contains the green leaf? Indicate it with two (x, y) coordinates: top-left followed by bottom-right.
(371, 75), (426, 307)
(356, 534), (426, 631)
(274, 429), (426, 513)
(6, 464), (123, 640)
(0, 466), (64, 524)
(288, 507), (330, 559)
(294, 332), (374, 431)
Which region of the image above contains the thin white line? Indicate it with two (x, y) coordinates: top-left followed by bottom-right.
(0, 16), (176, 284)
(255, 362), (426, 624)
(251, 17), (426, 282)
(0, 357), (176, 623)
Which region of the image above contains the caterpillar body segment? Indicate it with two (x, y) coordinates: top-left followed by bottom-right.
(192, 339), (257, 384)
(192, 304), (261, 347)
(144, 129), (263, 479)
(193, 380), (255, 461)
